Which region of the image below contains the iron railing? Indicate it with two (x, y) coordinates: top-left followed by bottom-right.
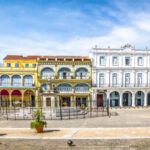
(0, 100), (114, 120)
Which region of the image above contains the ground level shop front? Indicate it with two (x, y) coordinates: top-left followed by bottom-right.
(92, 89), (150, 107)
(40, 93), (91, 108)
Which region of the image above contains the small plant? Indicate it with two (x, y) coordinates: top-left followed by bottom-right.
(80, 104), (86, 110)
(30, 109), (47, 133)
(63, 102), (67, 107)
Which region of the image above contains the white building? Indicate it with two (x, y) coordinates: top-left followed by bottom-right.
(91, 44), (150, 107)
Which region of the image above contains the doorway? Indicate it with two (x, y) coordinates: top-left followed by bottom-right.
(61, 97), (70, 107)
(97, 94), (103, 107)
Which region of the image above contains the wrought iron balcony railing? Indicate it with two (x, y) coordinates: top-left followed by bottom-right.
(93, 83), (150, 88)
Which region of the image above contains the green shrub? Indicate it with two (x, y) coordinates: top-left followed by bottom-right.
(30, 109), (47, 129)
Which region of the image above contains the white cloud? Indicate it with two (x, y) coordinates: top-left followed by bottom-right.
(0, 26), (143, 61)
(132, 14), (150, 32)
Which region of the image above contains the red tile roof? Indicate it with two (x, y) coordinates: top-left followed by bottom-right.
(4, 55), (90, 60)
(4, 55), (39, 60)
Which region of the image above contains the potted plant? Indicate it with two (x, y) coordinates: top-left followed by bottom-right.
(30, 109), (47, 133)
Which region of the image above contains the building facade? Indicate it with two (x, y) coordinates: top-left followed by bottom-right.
(37, 56), (92, 108)
(0, 55), (39, 107)
(91, 44), (150, 107)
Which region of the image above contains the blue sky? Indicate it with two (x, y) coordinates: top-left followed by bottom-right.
(0, 0), (150, 59)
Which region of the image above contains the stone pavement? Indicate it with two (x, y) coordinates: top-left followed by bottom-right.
(1, 127), (150, 139)
(1, 108), (150, 128)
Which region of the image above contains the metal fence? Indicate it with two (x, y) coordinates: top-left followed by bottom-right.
(0, 100), (118, 120)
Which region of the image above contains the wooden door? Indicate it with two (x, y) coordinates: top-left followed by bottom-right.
(97, 94), (103, 107)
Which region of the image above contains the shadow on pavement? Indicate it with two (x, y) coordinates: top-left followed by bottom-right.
(44, 129), (60, 133)
(0, 134), (6, 136)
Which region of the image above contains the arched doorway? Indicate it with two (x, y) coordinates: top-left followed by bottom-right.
(23, 75), (33, 87)
(24, 90), (35, 107)
(58, 67), (71, 79)
(147, 92), (150, 106)
(0, 75), (10, 86)
(0, 89), (9, 107)
(135, 91), (144, 106)
(75, 68), (88, 79)
(110, 91), (120, 107)
(12, 75), (21, 86)
(41, 67), (54, 79)
(11, 90), (22, 107)
(122, 91), (132, 106)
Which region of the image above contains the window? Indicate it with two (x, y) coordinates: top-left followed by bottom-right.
(137, 73), (142, 85)
(15, 63), (19, 68)
(112, 56), (118, 65)
(137, 57), (143, 66)
(125, 73), (130, 85)
(99, 73), (104, 86)
(125, 57), (130, 66)
(6, 63), (11, 67)
(32, 64), (36, 68)
(99, 56), (105, 65)
(25, 64), (29, 68)
(112, 73), (117, 85)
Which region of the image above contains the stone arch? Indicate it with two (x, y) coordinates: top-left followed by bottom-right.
(75, 67), (88, 79)
(135, 91), (144, 106)
(122, 91), (132, 106)
(0, 89), (9, 107)
(74, 83), (89, 92)
(12, 75), (21, 86)
(11, 90), (22, 107)
(0, 75), (10, 86)
(57, 83), (72, 92)
(23, 75), (33, 86)
(24, 90), (35, 107)
(110, 91), (120, 107)
(58, 67), (71, 79)
(41, 67), (54, 79)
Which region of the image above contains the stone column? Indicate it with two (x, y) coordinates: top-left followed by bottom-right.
(55, 65), (58, 79)
(87, 95), (91, 109)
(21, 92), (24, 107)
(106, 92), (110, 107)
(10, 75), (12, 86)
(9, 94), (12, 108)
(72, 65), (75, 79)
(43, 97), (47, 108)
(71, 96), (74, 107)
(51, 96), (55, 108)
(144, 92), (147, 107)
(21, 75), (23, 86)
(92, 89), (96, 108)
(132, 92), (135, 107)
(119, 92), (123, 107)
(35, 89), (39, 107)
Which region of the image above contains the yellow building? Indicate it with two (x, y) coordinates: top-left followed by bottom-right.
(38, 56), (92, 109)
(0, 55), (39, 107)
(0, 55), (92, 109)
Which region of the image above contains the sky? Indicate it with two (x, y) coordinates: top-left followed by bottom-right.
(0, 0), (150, 60)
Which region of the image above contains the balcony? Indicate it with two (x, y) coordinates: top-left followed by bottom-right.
(0, 82), (35, 88)
(0, 67), (37, 72)
(94, 83), (150, 88)
(58, 89), (74, 93)
(74, 90), (89, 93)
(41, 76), (55, 80)
(58, 76), (71, 79)
(76, 76), (89, 79)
